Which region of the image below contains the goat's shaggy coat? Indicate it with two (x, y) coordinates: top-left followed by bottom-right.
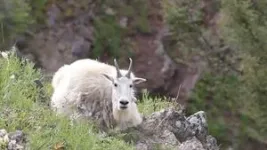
(51, 59), (145, 131)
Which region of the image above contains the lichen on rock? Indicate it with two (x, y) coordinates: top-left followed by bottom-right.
(110, 107), (219, 150)
(0, 129), (26, 150)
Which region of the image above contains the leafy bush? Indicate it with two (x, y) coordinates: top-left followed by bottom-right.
(0, 0), (32, 47)
(162, 0), (205, 61)
(186, 73), (241, 147)
(91, 0), (151, 59)
(0, 0), (47, 49)
(219, 0), (267, 144)
(27, 0), (47, 23)
(92, 15), (122, 58)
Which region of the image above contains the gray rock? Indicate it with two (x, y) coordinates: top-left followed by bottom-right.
(7, 139), (24, 150)
(114, 107), (219, 150)
(0, 129), (26, 150)
(0, 129), (7, 137)
(8, 130), (25, 143)
(186, 111), (208, 142)
(8, 140), (17, 150)
(71, 38), (91, 58)
(205, 135), (219, 150)
(178, 137), (205, 150)
(105, 7), (115, 15)
(119, 17), (128, 28)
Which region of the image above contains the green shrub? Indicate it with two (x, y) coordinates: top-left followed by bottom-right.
(0, 0), (47, 49)
(27, 0), (47, 23)
(186, 73), (241, 147)
(162, 0), (205, 61)
(219, 0), (267, 145)
(91, 0), (151, 59)
(0, 0), (31, 46)
(92, 15), (122, 58)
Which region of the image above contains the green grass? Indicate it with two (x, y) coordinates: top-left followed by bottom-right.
(138, 91), (172, 116)
(0, 50), (171, 149)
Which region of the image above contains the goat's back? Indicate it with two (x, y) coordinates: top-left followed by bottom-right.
(52, 64), (70, 89)
(65, 59), (116, 129)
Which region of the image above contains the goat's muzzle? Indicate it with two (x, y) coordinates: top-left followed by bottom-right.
(119, 100), (129, 110)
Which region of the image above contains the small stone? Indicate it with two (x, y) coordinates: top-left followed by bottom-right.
(8, 130), (24, 143)
(71, 39), (91, 58)
(206, 135), (219, 150)
(3, 134), (9, 143)
(119, 17), (128, 28)
(175, 121), (182, 128)
(105, 7), (115, 15)
(16, 144), (24, 149)
(24, 53), (35, 61)
(1, 51), (9, 59)
(178, 137), (205, 150)
(0, 129), (7, 137)
(10, 74), (15, 79)
(186, 111), (208, 142)
(136, 142), (148, 150)
(8, 140), (17, 150)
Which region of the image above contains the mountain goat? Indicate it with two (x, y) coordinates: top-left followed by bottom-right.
(50, 58), (147, 131)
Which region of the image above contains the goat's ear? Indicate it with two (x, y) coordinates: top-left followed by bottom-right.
(102, 73), (114, 83)
(133, 77), (146, 85)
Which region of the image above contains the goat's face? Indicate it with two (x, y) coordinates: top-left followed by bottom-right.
(103, 58), (146, 111)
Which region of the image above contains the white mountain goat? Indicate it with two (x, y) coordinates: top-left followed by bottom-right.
(50, 58), (147, 131)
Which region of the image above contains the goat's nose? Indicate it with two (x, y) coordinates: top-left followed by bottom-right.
(119, 100), (129, 105)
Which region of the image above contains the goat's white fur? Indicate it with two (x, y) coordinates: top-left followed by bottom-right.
(51, 58), (146, 131)
(51, 64), (70, 89)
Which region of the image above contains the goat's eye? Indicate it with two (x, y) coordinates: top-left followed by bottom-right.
(114, 83), (118, 87)
(129, 84), (133, 88)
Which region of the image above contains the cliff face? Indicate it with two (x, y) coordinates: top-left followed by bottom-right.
(16, 0), (205, 105)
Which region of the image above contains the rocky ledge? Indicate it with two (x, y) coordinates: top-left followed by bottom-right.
(0, 108), (219, 150)
(108, 107), (219, 150)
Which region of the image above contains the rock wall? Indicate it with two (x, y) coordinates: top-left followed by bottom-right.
(16, 0), (205, 105)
